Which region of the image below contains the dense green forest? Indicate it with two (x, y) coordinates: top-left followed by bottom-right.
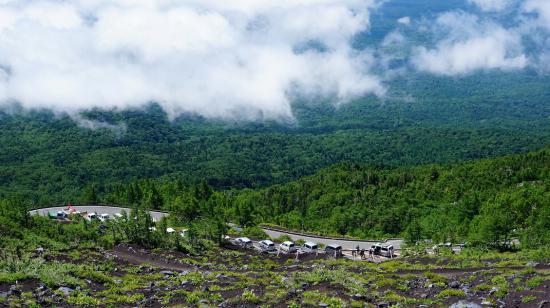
(79, 145), (549, 250)
(2, 70), (550, 204)
(0, 0), (549, 203)
(2, 145), (549, 252)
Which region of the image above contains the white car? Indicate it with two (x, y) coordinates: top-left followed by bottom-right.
(166, 227), (176, 234)
(301, 241), (318, 253)
(235, 237), (253, 248)
(259, 240), (276, 252)
(371, 243), (394, 257)
(99, 213), (110, 222)
(86, 213), (97, 221)
(279, 241), (297, 253)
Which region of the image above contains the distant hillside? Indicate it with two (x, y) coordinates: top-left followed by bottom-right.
(2, 83), (550, 205)
(227, 146), (550, 248)
(101, 146), (550, 250)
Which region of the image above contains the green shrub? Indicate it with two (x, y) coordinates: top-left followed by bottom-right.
(521, 295), (537, 303)
(424, 272), (448, 284)
(73, 267), (113, 284)
(242, 227), (269, 239)
(242, 290), (261, 303)
(67, 291), (101, 306)
(436, 289), (466, 299)
(39, 263), (83, 288)
(275, 235), (292, 243)
(0, 272), (30, 283)
(526, 276), (545, 288)
(186, 291), (201, 304)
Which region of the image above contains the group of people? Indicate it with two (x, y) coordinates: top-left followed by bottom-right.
(351, 245), (374, 260)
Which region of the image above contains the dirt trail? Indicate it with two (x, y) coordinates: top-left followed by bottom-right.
(110, 245), (193, 271)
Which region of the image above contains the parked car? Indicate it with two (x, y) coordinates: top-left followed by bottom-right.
(235, 237), (253, 248)
(259, 240), (276, 252)
(301, 241), (318, 253)
(379, 245), (394, 257)
(279, 241), (297, 253)
(166, 227), (176, 234)
(99, 213), (110, 222)
(371, 243), (382, 253)
(86, 212), (97, 221)
(56, 211), (68, 220)
(371, 243), (394, 257)
(113, 213), (124, 220)
(324, 244), (343, 257)
(179, 229), (188, 238)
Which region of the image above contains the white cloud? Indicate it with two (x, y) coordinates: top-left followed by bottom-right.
(0, 0), (384, 120)
(412, 12), (527, 75)
(523, 0), (550, 31)
(382, 31), (406, 46)
(468, 0), (514, 12)
(397, 16), (410, 25)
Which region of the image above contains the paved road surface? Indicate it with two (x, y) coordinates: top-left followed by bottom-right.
(261, 227), (403, 250)
(29, 205), (168, 221)
(30, 205), (403, 250)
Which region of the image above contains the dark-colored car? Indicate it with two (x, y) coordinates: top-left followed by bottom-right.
(325, 244), (342, 257)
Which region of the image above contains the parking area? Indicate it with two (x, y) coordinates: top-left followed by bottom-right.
(31, 205), (402, 262)
(229, 236), (399, 262)
(29, 205), (168, 222)
(261, 227), (403, 250)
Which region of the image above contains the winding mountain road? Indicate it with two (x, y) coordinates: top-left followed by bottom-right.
(29, 205), (168, 221)
(261, 227), (403, 250)
(30, 205), (403, 250)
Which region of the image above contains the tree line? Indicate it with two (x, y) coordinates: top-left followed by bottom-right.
(72, 145), (550, 251)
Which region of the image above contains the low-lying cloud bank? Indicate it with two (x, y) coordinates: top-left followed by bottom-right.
(409, 0), (550, 76)
(412, 12), (527, 75)
(0, 0), (550, 121)
(0, 0), (384, 120)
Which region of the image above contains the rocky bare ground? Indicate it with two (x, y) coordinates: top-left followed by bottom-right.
(1, 245), (550, 307)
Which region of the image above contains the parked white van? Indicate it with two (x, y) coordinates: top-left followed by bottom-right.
(279, 241), (297, 253)
(380, 245), (394, 257)
(235, 237), (253, 248)
(99, 213), (110, 222)
(371, 243), (394, 257)
(301, 241), (318, 253)
(259, 240), (276, 252)
(86, 212), (97, 221)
